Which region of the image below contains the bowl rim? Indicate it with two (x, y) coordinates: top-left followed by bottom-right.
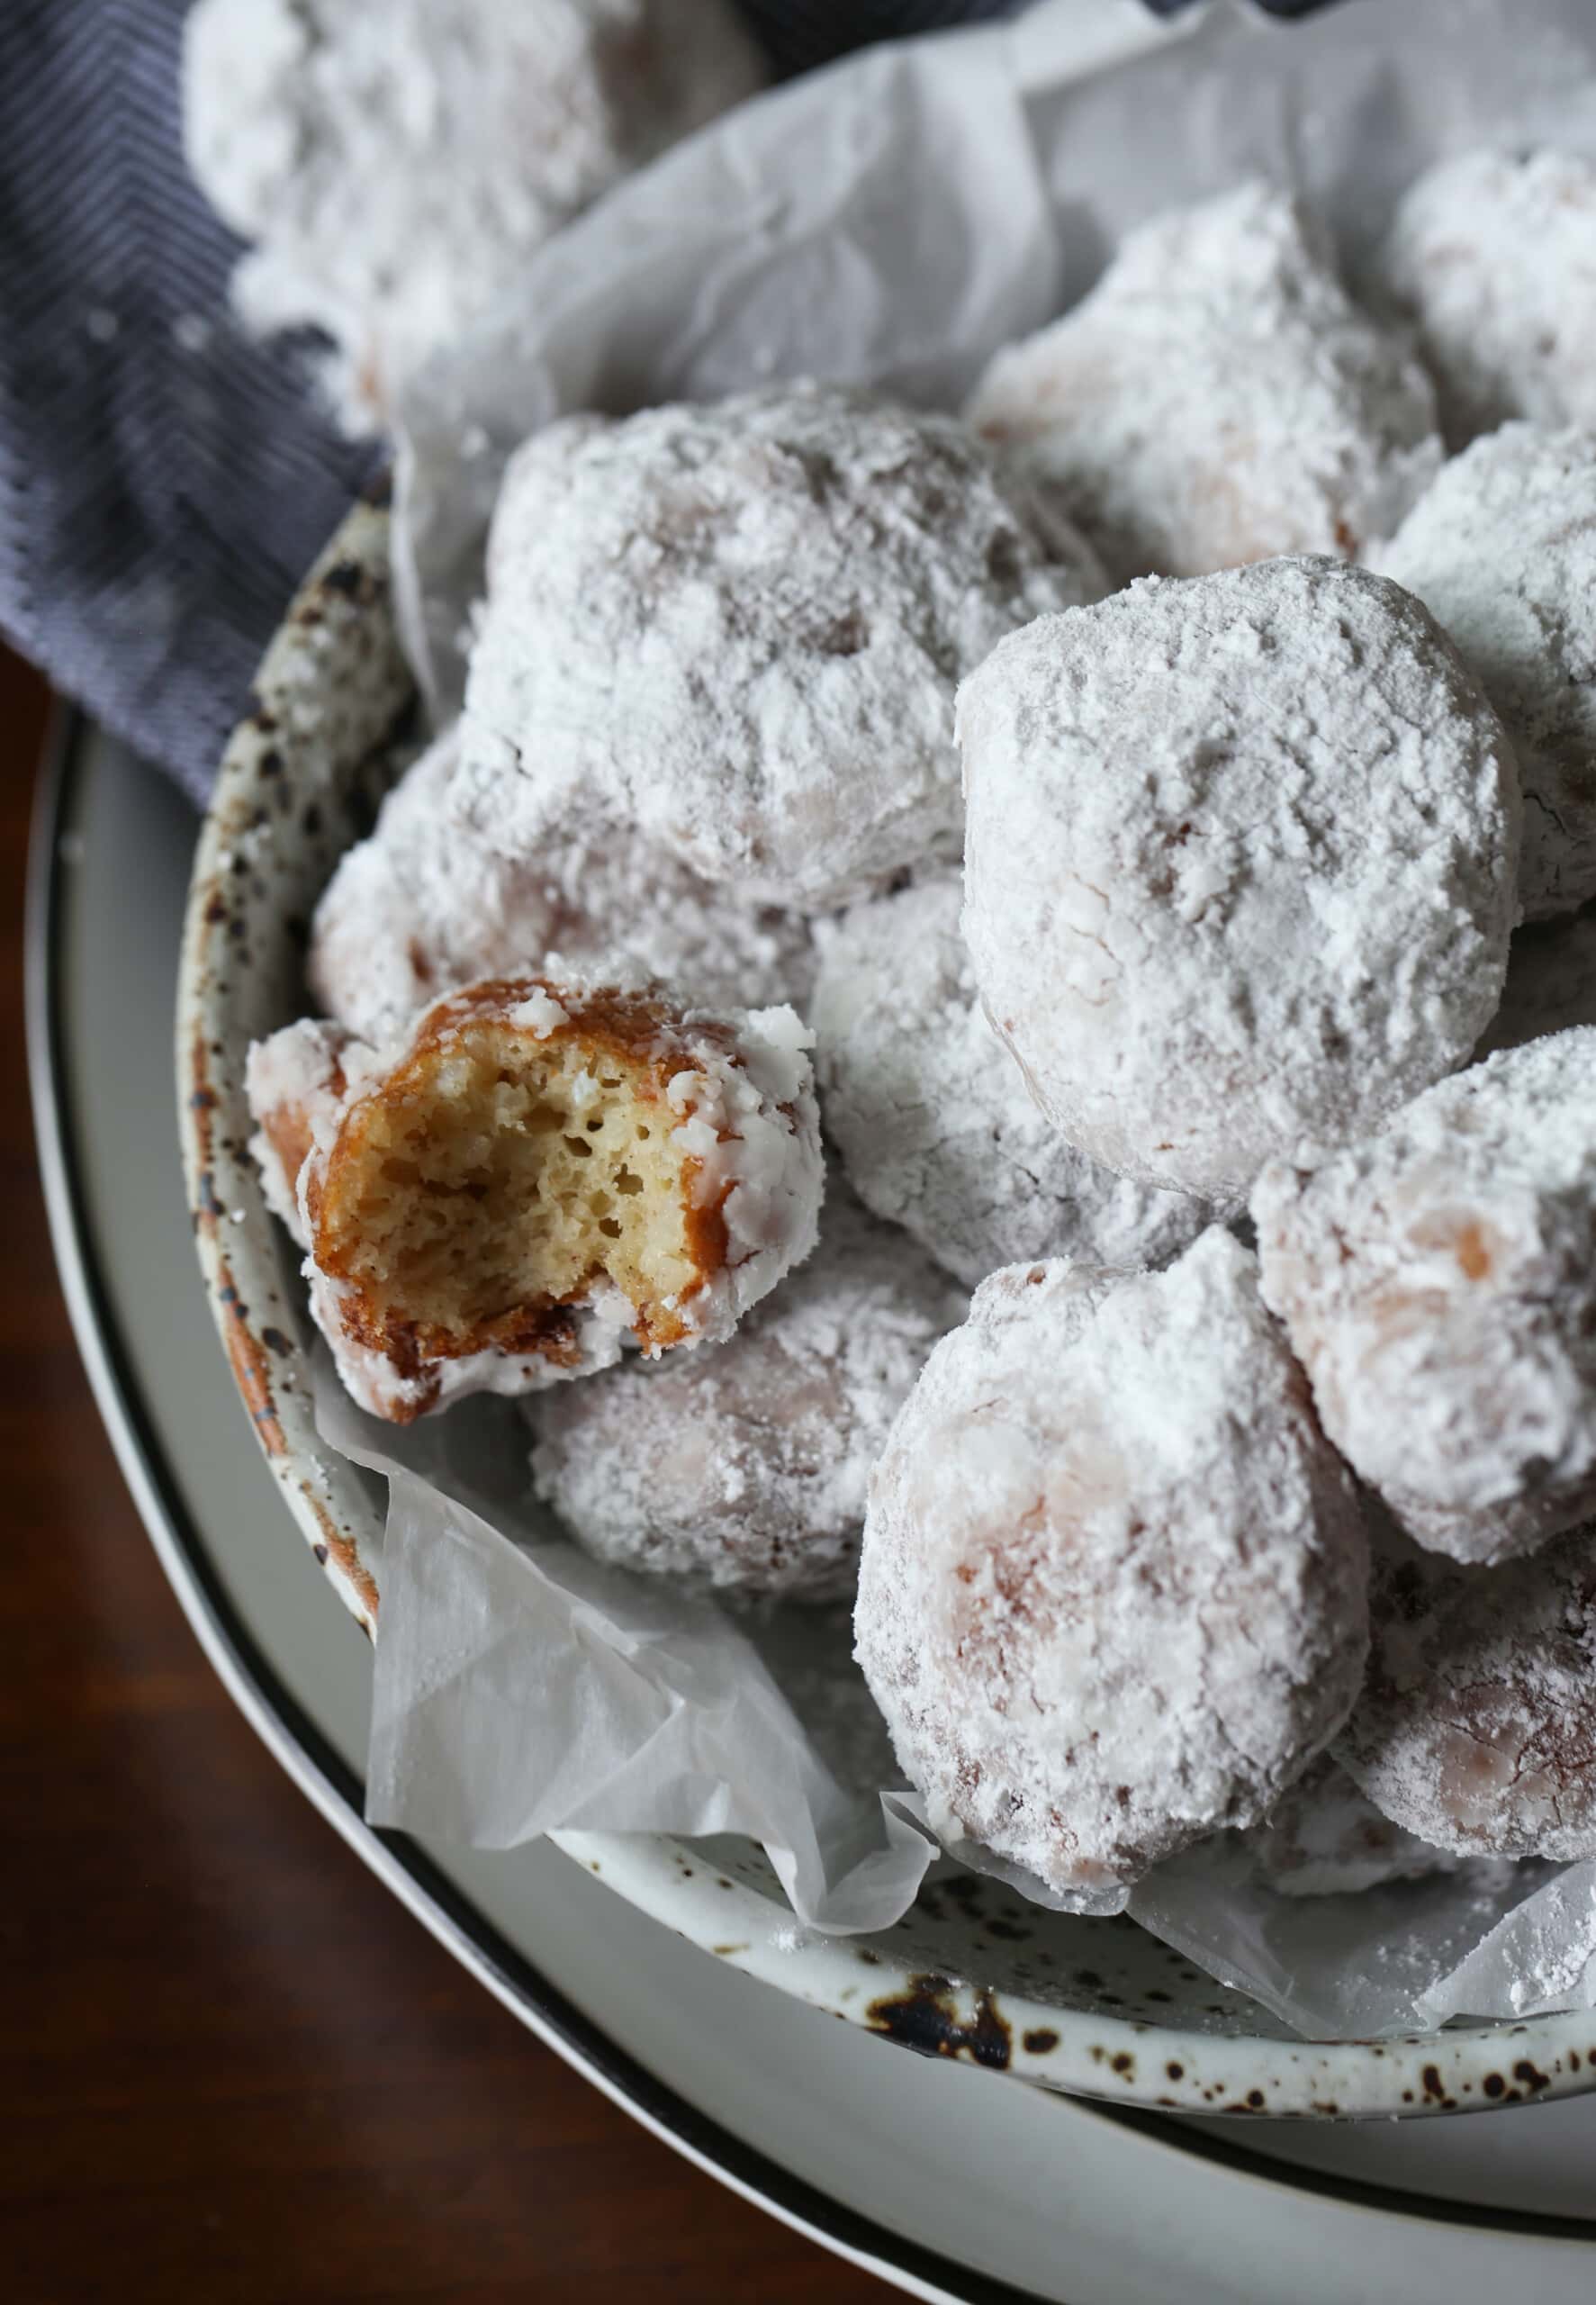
(176, 495), (1596, 2123)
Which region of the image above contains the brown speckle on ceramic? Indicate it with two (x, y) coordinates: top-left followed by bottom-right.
(178, 500), (1596, 2123)
(177, 498), (412, 1641)
(866, 1975), (1013, 2071)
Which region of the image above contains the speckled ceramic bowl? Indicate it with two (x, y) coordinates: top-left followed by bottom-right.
(177, 498), (1596, 2124)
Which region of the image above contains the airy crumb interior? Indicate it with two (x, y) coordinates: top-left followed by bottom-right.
(319, 1025), (701, 1342)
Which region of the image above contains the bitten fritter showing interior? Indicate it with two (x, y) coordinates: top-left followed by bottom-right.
(311, 987), (732, 1365)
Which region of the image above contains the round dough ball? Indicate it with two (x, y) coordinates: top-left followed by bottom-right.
(1240, 1754), (1458, 1900)
(812, 875), (1207, 1288)
(1381, 149), (1596, 449)
(967, 180), (1440, 587)
(854, 1229), (1369, 1908)
(184, 0), (766, 430)
(958, 556), (1520, 1203)
(1376, 424), (1596, 919)
(1253, 1030), (1596, 1567)
(455, 384), (1103, 910)
(310, 725), (816, 1044)
(527, 1192), (964, 1601)
(1336, 1519), (1596, 1862)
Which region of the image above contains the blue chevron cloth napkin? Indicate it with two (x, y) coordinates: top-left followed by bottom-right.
(0, 0), (1013, 802)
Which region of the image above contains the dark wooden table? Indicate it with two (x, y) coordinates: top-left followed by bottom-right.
(1, 646), (889, 2304)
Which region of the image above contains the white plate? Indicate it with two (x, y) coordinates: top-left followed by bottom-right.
(31, 715), (1596, 2303)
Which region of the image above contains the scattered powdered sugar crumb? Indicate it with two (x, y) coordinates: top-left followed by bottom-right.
(854, 1230), (1368, 1906)
(507, 988), (570, 1037)
(966, 179), (1441, 586)
(181, 0), (766, 432)
(1375, 422), (1596, 917)
(1380, 148), (1596, 447)
(454, 383), (1103, 909)
(526, 1189), (964, 1599)
(1253, 1029), (1596, 1565)
(812, 873), (1210, 1288)
(1337, 1517), (1596, 1863)
(959, 556), (1519, 1202)
(308, 724), (816, 1044)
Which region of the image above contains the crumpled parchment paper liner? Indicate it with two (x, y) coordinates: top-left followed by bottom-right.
(323, 0), (1596, 2032)
(315, 1360), (936, 1932)
(1125, 1835), (1581, 2040)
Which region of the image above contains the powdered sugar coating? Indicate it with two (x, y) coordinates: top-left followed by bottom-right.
(966, 181), (1441, 588)
(853, 1230), (1368, 1906)
(310, 726), (816, 1044)
(812, 875), (1207, 1288)
(183, 0), (765, 431)
(1479, 910), (1596, 1061)
(1253, 1031), (1596, 1567)
(455, 384), (1104, 910)
(959, 556), (1520, 1203)
(1381, 149), (1596, 449)
(1336, 1520), (1596, 1862)
(527, 1192), (963, 1601)
(246, 1017), (361, 1245)
(1240, 1753), (1459, 1900)
(1376, 424), (1596, 919)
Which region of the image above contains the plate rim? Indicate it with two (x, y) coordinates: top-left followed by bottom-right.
(32, 708), (1596, 2266)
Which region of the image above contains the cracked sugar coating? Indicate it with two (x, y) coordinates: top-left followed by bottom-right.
(527, 1192), (964, 1602)
(310, 726), (815, 1044)
(1381, 149), (1596, 449)
(1336, 1520), (1596, 1862)
(966, 181), (1441, 588)
(248, 977), (821, 1422)
(958, 556), (1520, 1204)
(1253, 1031), (1596, 1568)
(812, 876), (1206, 1288)
(853, 1230), (1368, 1907)
(455, 384), (1104, 910)
(1478, 910), (1596, 1061)
(1376, 424), (1596, 920)
(183, 0), (764, 431)
(1240, 1754), (1459, 1900)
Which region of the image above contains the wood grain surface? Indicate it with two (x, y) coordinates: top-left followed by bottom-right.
(0, 645), (891, 2305)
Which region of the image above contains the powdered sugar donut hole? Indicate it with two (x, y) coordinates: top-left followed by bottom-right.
(1253, 1030), (1596, 1567)
(958, 556), (1519, 1203)
(853, 1230), (1369, 1908)
(1376, 423), (1596, 919)
(455, 384), (1104, 910)
(527, 1192), (964, 1601)
(966, 181), (1441, 587)
(811, 874), (1207, 1288)
(249, 977), (823, 1422)
(309, 725), (815, 1044)
(183, 0), (766, 430)
(1381, 149), (1596, 449)
(1336, 1519), (1596, 1863)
